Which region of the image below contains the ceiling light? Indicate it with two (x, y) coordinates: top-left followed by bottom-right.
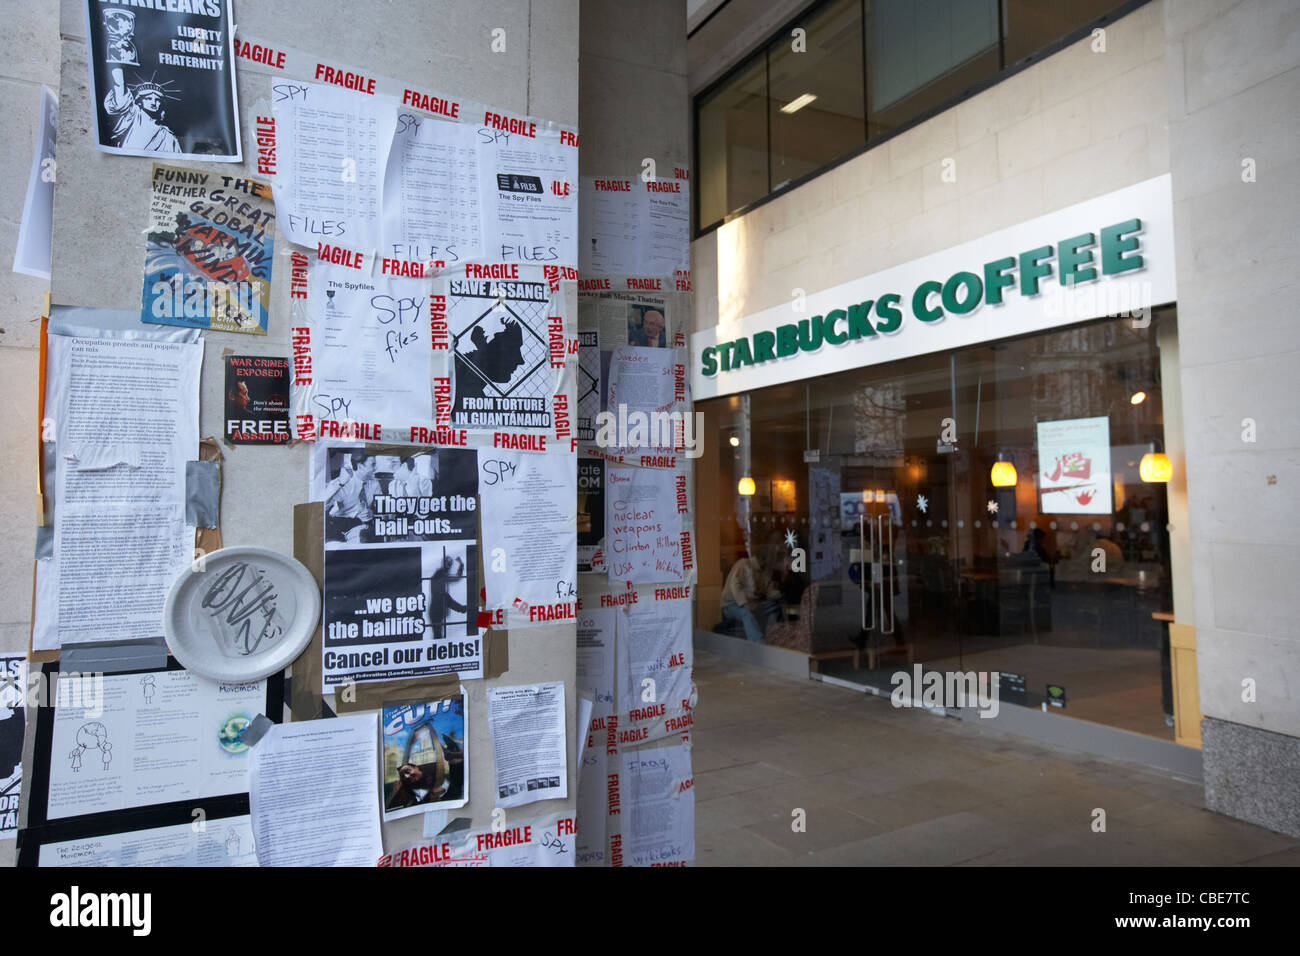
(780, 93), (817, 114)
(1140, 452), (1172, 483)
(1130, 391), (1146, 405)
(729, 435), (740, 447)
(738, 476), (756, 496)
(990, 461), (1018, 487)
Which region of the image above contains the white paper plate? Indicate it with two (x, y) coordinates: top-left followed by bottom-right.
(164, 546), (320, 682)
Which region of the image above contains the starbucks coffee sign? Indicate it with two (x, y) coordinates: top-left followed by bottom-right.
(692, 174), (1176, 399)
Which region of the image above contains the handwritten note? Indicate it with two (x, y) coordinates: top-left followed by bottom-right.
(621, 743), (694, 867)
(606, 467), (682, 585)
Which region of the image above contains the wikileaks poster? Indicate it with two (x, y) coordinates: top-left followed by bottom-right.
(142, 164), (275, 333)
(320, 444), (482, 689)
(449, 275), (553, 431)
(84, 0), (241, 161)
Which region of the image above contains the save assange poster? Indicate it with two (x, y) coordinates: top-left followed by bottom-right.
(84, 0), (242, 161)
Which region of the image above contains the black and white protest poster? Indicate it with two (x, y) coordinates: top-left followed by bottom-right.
(449, 273), (554, 430)
(578, 457), (605, 573)
(84, 0), (241, 161)
(318, 444), (482, 689)
(0, 654), (25, 840)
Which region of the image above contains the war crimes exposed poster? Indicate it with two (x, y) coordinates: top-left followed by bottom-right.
(450, 274), (553, 430)
(381, 694), (468, 822)
(143, 164), (274, 333)
(320, 446), (482, 688)
(84, 0), (241, 161)
(224, 355), (290, 444)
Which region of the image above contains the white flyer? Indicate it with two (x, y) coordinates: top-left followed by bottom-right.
(307, 258), (433, 432)
(618, 594), (693, 741)
(478, 450), (577, 624)
(621, 743), (694, 867)
(606, 467), (684, 584)
(486, 682), (568, 809)
(605, 345), (678, 454)
(477, 126), (578, 267)
(576, 606), (615, 717)
(271, 81), (395, 250)
(45, 670), (266, 820)
(13, 85), (57, 280)
(249, 713), (383, 866)
(38, 815), (257, 867)
(33, 335), (202, 650)
(383, 110), (482, 265)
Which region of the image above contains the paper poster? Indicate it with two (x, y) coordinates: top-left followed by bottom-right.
(577, 606), (615, 720)
(478, 450), (577, 623)
(476, 127), (577, 266)
(1036, 416), (1113, 515)
(606, 467), (684, 584)
(578, 457), (605, 572)
(142, 164), (274, 333)
(449, 273), (554, 430)
(621, 743), (694, 867)
(319, 443), (480, 689)
(381, 694), (468, 821)
(605, 345), (679, 455)
(270, 83), (577, 266)
(380, 810), (577, 868)
(224, 355), (290, 444)
(382, 111), (482, 263)
(270, 81), (394, 249)
(13, 85), (57, 280)
(33, 335), (202, 650)
(0, 655), (25, 839)
(83, 0), (241, 161)
(45, 670), (266, 820)
(575, 742), (606, 866)
(580, 176), (690, 277)
(486, 682), (568, 809)
(249, 714), (383, 867)
(38, 815), (257, 867)
(618, 593), (694, 742)
(577, 330), (599, 442)
(305, 259), (434, 434)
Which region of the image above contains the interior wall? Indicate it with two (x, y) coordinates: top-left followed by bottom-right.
(26, 0), (580, 856)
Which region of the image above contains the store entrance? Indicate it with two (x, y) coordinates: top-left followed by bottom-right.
(704, 311), (1178, 741)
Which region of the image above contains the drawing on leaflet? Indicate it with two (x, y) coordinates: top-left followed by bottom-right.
(104, 68), (180, 153)
(69, 723), (112, 772)
(140, 674), (155, 704)
(102, 9), (139, 65)
(454, 303), (545, 401)
(225, 829), (240, 856)
(218, 715), (253, 754)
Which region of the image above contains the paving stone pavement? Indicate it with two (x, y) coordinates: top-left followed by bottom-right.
(690, 650), (1300, 867)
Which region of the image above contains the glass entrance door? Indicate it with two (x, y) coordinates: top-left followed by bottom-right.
(701, 310), (1178, 740)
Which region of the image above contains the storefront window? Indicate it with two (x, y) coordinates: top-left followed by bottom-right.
(698, 57), (769, 229)
(697, 311), (1178, 740)
(767, 0), (865, 190)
